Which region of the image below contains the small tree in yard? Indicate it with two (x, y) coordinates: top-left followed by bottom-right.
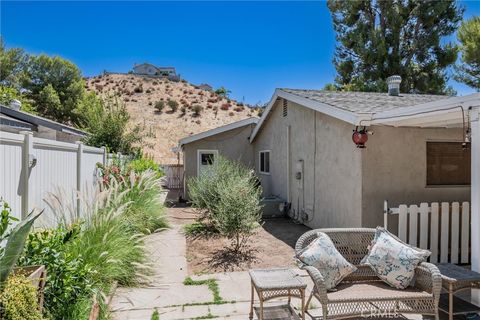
(167, 99), (178, 112)
(188, 157), (262, 252)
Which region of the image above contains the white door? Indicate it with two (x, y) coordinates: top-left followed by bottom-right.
(197, 150), (218, 175)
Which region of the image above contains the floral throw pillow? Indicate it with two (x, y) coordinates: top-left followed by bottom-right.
(296, 232), (357, 290)
(361, 227), (431, 289)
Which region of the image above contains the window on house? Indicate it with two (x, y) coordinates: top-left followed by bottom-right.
(201, 153), (215, 165)
(259, 150), (270, 174)
(426, 142), (471, 186)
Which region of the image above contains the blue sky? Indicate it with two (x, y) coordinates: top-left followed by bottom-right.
(1, 1), (479, 104)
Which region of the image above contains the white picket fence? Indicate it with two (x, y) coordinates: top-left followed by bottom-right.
(384, 200), (471, 264)
(0, 131), (110, 228)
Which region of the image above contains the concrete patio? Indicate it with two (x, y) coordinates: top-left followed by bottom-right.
(110, 203), (479, 320)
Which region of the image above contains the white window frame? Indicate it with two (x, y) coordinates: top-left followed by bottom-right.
(197, 149), (218, 175)
(259, 150), (271, 175)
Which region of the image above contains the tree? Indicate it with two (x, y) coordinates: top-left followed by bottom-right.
(0, 86), (36, 113)
(0, 38), (28, 87)
(215, 86), (231, 97)
(454, 17), (480, 91)
(327, 0), (463, 94)
(21, 54), (85, 124)
(78, 93), (142, 154)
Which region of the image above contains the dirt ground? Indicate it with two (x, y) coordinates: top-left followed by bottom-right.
(166, 205), (311, 275)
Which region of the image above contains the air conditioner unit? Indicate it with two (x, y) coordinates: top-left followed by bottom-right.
(260, 196), (287, 218)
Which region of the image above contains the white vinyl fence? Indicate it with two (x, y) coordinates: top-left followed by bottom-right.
(384, 200), (471, 264)
(0, 131), (108, 227)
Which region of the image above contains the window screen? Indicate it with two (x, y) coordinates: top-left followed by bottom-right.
(426, 142), (470, 186)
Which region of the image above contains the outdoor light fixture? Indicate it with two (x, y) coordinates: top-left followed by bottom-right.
(462, 107), (471, 150)
(352, 126), (372, 148)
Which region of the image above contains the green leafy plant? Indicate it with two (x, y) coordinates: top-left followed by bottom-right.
(0, 199), (19, 251)
(151, 309), (160, 320)
(128, 155), (163, 178)
(214, 86), (231, 97)
(78, 94), (142, 154)
(0, 207), (42, 288)
(19, 225), (94, 319)
(187, 157), (262, 251)
(0, 274), (44, 320)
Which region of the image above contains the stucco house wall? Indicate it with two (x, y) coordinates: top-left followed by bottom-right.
(253, 100), (363, 228)
(182, 123), (255, 197)
(361, 125), (471, 227)
(253, 100), (288, 198)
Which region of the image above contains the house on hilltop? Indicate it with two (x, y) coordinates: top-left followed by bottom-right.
(196, 83), (213, 92)
(133, 63), (176, 77)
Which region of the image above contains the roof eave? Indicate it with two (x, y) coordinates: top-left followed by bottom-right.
(249, 89), (359, 142)
(179, 117), (259, 147)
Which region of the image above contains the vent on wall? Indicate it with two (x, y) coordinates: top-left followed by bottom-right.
(282, 99), (288, 117)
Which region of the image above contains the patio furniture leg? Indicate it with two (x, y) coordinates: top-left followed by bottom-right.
(259, 291), (264, 320)
(249, 281), (254, 320)
(322, 307), (328, 320)
(301, 288), (305, 320)
(448, 283), (453, 320)
(305, 291), (313, 313)
(288, 288), (291, 304)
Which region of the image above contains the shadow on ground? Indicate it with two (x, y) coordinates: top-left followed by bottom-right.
(261, 218), (311, 248)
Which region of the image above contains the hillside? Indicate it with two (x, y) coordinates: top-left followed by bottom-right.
(85, 73), (259, 163)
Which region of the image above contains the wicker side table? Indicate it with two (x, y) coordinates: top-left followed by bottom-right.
(249, 268), (307, 320)
(436, 263), (480, 320)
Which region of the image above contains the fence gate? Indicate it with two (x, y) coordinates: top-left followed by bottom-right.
(384, 200), (471, 264)
(163, 164), (184, 189)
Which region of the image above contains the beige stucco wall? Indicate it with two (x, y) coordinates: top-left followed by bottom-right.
(253, 100), (363, 228)
(361, 125), (471, 227)
(182, 123), (255, 197)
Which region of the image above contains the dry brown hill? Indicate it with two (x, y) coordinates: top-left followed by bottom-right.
(85, 73), (259, 164)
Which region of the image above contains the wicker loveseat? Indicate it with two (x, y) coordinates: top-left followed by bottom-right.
(295, 228), (442, 320)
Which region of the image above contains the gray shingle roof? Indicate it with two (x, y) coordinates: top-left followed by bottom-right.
(281, 89), (448, 115)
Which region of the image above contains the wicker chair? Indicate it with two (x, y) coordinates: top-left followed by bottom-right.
(295, 228), (442, 320)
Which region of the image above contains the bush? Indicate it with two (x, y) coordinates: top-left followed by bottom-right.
(192, 105), (202, 117)
(167, 99), (178, 112)
(220, 103), (230, 110)
(133, 85), (143, 93)
(128, 155), (163, 178)
(120, 171), (167, 234)
(78, 94), (142, 154)
(0, 274), (44, 320)
(187, 157), (262, 251)
(19, 169), (167, 319)
(154, 100), (165, 112)
(19, 226), (94, 319)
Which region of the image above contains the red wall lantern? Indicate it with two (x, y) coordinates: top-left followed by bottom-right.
(352, 126), (369, 148)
